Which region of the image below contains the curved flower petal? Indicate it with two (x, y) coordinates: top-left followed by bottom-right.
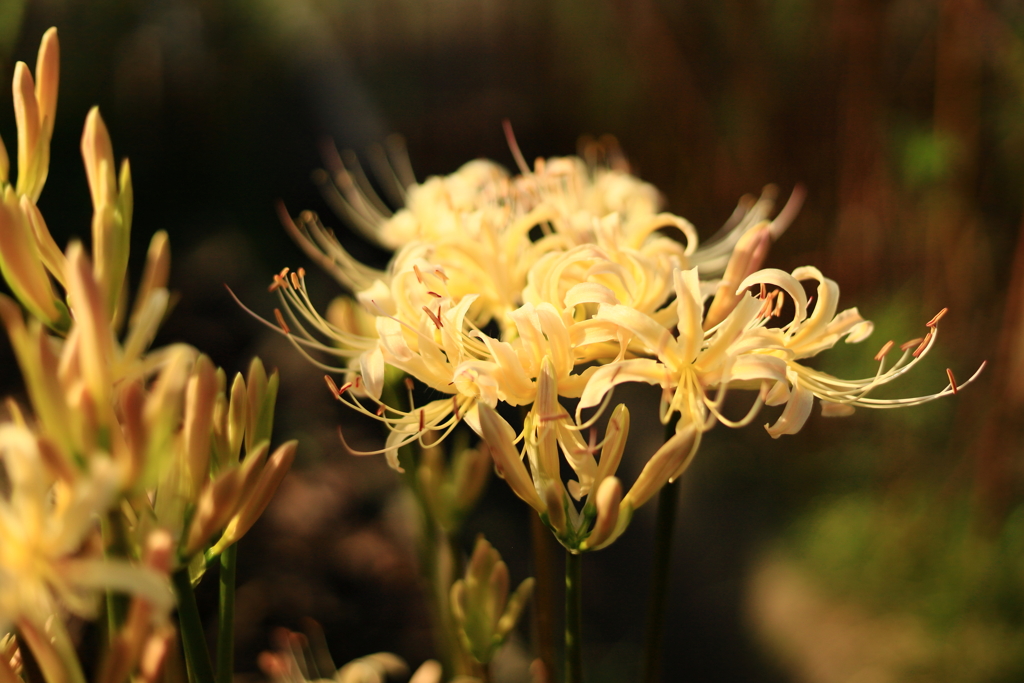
(765, 379), (813, 438)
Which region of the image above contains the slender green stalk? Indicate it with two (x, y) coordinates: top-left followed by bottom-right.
(172, 568), (216, 683)
(639, 479), (680, 683)
(529, 513), (558, 680)
(216, 545), (237, 683)
(102, 510), (131, 632)
(564, 550), (583, 683)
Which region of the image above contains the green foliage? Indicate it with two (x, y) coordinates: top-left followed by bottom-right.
(784, 490), (1024, 680)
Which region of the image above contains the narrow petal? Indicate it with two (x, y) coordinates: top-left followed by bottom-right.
(359, 346), (385, 400)
(765, 380), (814, 438)
(576, 358), (666, 419)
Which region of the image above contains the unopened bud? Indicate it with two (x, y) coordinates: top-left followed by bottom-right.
(227, 372), (247, 463)
(0, 189), (62, 325)
(478, 404), (543, 513)
(451, 445), (490, 516)
(450, 536), (533, 664)
(593, 405), (629, 489)
(623, 423), (697, 509)
(245, 358), (278, 454)
(210, 440), (296, 555)
(184, 467), (244, 557)
(183, 356), (217, 494)
(543, 481), (567, 537)
(581, 477), (623, 551)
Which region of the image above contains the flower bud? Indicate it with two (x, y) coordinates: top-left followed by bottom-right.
(623, 423), (697, 509)
(183, 355), (217, 495)
(580, 476), (623, 551)
(245, 358), (278, 453)
(184, 467), (244, 556)
(0, 189), (62, 326)
(82, 108), (132, 318)
(210, 440), (296, 555)
(450, 536), (534, 664)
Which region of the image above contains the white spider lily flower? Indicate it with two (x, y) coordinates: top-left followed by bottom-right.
(323, 289), (609, 471)
(477, 357), (687, 552)
(578, 263), (983, 445)
(277, 135), (803, 354)
(577, 267), (785, 436)
(732, 266), (985, 436)
(258, 623), (446, 683)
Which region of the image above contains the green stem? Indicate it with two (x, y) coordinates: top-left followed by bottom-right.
(172, 568), (216, 683)
(216, 545), (237, 683)
(102, 510), (131, 632)
(530, 513), (558, 681)
(564, 551), (583, 683)
(640, 479), (680, 683)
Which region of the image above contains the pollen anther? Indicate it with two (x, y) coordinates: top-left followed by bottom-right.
(901, 337), (923, 351)
(273, 308), (290, 334)
(912, 332), (932, 358)
(946, 368), (959, 394)
(423, 306), (443, 328)
(927, 308), (949, 328)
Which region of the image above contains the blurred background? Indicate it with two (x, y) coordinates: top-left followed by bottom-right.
(2, 0), (1023, 681)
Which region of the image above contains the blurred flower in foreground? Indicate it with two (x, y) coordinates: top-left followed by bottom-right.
(259, 625), (459, 683)
(0, 423), (173, 683)
(0, 26), (298, 683)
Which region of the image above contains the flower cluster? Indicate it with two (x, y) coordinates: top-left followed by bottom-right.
(0, 29), (295, 683)
(266, 133), (980, 554)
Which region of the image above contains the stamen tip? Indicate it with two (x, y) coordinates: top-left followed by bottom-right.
(927, 307), (949, 328)
(273, 308), (291, 335)
(874, 340), (895, 362)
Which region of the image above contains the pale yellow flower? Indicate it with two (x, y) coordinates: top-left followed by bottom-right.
(275, 134), (800, 351)
(0, 424), (172, 671)
(477, 357), (697, 552)
(259, 626), (450, 683)
(577, 264), (983, 449)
